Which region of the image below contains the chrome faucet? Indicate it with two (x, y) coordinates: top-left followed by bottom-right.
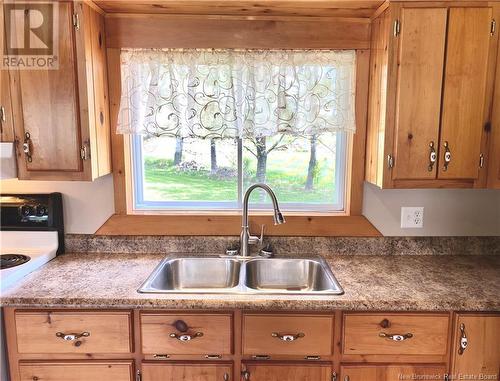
(240, 183), (285, 257)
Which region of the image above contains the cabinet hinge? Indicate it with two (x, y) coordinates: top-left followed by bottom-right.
(393, 19), (401, 37)
(135, 370), (141, 381)
(491, 19), (496, 36)
(479, 153), (485, 169)
(80, 144), (90, 160)
(0, 105), (5, 123)
(72, 13), (80, 30)
(387, 154), (394, 169)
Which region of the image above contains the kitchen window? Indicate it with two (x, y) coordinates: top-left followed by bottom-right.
(118, 49), (356, 212)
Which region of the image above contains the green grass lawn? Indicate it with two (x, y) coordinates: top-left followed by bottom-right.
(143, 157), (336, 204)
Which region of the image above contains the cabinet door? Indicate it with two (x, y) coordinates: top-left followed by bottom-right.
(10, 2), (84, 177)
(0, 5), (15, 142)
(142, 363), (232, 381)
(392, 8), (447, 180)
(341, 365), (446, 381)
(243, 363), (332, 381)
(487, 38), (500, 188)
(19, 362), (133, 381)
(85, 3), (111, 177)
(451, 315), (500, 380)
(439, 8), (494, 180)
(0, 68), (15, 142)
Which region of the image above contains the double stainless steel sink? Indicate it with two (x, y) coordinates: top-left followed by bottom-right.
(138, 256), (344, 295)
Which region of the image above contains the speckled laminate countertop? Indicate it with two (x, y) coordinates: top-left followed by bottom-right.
(1, 253), (499, 311)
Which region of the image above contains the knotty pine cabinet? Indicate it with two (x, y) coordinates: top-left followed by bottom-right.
(0, 5), (14, 143)
(4, 309), (499, 381)
(366, 4), (499, 189)
(487, 37), (500, 188)
(341, 365), (447, 381)
(450, 314), (500, 381)
(9, 1), (111, 180)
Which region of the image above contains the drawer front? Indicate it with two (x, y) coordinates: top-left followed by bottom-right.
(141, 313), (232, 355)
(244, 362), (333, 381)
(243, 314), (334, 356)
(19, 361), (134, 381)
(340, 365), (447, 381)
(15, 311), (132, 354)
(142, 362), (232, 381)
(343, 314), (449, 355)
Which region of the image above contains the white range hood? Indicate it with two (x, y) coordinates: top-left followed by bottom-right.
(0, 143), (17, 179)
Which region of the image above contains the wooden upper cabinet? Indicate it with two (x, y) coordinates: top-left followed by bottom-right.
(9, 1), (111, 180)
(392, 8), (447, 180)
(451, 314), (500, 380)
(439, 8), (493, 181)
(0, 5), (15, 142)
(365, 4), (499, 188)
(11, 2), (82, 174)
(0, 68), (15, 142)
(487, 36), (500, 188)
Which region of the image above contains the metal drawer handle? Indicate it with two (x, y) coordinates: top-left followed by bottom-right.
(169, 332), (203, 341)
(458, 323), (468, 355)
(428, 141), (437, 171)
(23, 132), (33, 163)
(379, 332), (413, 341)
(271, 332), (305, 341)
(55, 331), (90, 341)
(443, 141), (451, 171)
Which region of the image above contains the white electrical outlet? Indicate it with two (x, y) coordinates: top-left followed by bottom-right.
(401, 207), (424, 228)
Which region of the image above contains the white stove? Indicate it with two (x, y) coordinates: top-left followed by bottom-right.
(0, 192), (64, 293)
(0, 230), (59, 291)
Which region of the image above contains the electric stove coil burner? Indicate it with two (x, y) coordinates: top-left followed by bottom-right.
(0, 254), (31, 269)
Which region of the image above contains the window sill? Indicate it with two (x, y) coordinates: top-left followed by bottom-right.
(95, 214), (381, 236)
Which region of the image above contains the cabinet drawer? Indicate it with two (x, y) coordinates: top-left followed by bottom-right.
(142, 362), (232, 381)
(343, 313), (449, 355)
(141, 313), (232, 355)
(243, 362), (333, 381)
(15, 311), (132, 354)
(242, 314), (334, 356)
(19, 361), (134, 381)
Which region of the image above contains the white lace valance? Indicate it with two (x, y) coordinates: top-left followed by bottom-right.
(117, 49), (356, 138)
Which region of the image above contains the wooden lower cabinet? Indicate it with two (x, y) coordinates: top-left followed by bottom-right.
(18, 361), (134, 381)
(340, 365), (447, 381)
(243, 362), (333, 381)
(450, 314), (500, 380)
(4, 309), (500, 381)
(142, 363), (232, 381)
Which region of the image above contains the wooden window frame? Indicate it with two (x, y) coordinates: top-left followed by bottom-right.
(99, 18), (379, 236)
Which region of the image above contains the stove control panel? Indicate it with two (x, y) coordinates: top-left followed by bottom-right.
(0, 193), (64, 254)
(19, 203), (49, 221)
